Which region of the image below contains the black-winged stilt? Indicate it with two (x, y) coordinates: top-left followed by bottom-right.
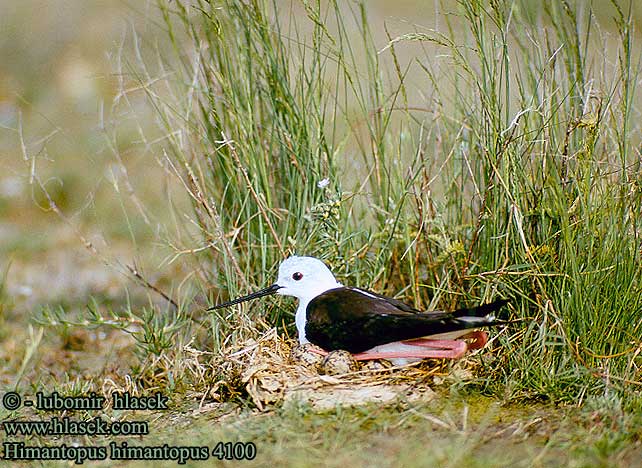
(209, 256), (507, 363)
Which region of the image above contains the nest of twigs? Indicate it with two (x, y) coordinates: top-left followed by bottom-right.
(207, 328), (485, 411)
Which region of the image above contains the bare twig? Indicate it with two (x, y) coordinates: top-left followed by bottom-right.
(126, 263), (179, 309)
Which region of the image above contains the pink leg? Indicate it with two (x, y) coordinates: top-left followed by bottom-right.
(309, 347), (328, 356)
(309, 344), (467, 360)
(353, 340), (468, 361)
(400, 338), (468, 347)
(307, 332), (489, 362)
(399, 331), (488, 350)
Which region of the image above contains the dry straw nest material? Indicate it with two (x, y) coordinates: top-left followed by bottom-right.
(209, 328), (484, 411)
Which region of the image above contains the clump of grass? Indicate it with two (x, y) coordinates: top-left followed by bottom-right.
(117, 0), (642, 404)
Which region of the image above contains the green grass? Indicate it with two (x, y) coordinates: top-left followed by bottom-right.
(125, 0), (642, 404)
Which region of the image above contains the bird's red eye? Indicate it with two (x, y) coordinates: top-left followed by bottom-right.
(292, 272), (303, 281)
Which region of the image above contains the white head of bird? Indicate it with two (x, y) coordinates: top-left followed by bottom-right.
(209, 256), (342, 344)
(273, 256), (341, 302)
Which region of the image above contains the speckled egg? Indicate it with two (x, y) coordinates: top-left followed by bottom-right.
(289, 343), (326, 369)
(321, 350), (359, 375)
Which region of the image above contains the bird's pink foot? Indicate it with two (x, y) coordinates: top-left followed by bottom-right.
(460, 330), (488, 349)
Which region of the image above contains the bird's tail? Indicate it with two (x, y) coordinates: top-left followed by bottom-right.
(451, 299), (509, 325)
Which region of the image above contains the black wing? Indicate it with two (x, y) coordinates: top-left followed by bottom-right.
(349, 287), (422, 314)
(305, 287), (506, 353)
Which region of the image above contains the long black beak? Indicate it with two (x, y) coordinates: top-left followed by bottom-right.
(207, 284), (282, 310)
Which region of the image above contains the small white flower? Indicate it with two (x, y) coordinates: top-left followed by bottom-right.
(317, 178), (330, 189)
(0, 177), (23, 198)
(17, 285), (33, 297)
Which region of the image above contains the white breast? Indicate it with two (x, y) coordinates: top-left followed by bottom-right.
(295, 302), (310, 344)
